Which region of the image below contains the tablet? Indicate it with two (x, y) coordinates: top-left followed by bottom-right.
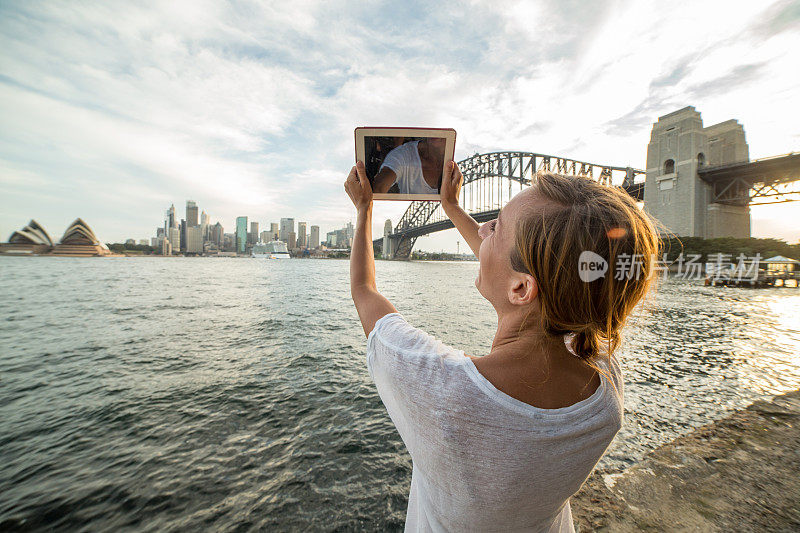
(354, 127), (457, 201)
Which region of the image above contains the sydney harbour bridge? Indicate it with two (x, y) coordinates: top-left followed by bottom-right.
(376, 107), (800, 259)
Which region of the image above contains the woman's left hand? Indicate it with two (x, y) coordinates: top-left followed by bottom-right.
(345, 160), (373, 212)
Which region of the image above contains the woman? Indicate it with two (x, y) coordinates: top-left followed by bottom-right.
(345, 160), (658, 532)
(371, 137), (446, 194)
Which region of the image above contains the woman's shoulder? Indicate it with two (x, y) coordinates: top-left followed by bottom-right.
(367, 313), (465, 373)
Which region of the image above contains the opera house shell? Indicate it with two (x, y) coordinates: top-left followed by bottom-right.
(1, 218), (112, 257)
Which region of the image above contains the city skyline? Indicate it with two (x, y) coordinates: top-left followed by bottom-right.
(1, 1), (799, 251)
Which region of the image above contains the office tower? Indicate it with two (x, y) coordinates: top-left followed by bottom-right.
(310, 225), (320, 248)
(186, 201), (198, 227)
(180, 219), (187, 251)
(236, 216), (248, 254)
(201, 210), (209, 240)
(270, 223), (279, 240)
(166, 204), (176, 228)
(279, 218), (294, 242)
(249, 221), (259, 244)
(288, 231), (296, 249)
(211, 222), (223, 246)
(168, 227), (180, 254)
(187, 226), (203, 253)
(345, 221), (354, 245)
(297, 222), (307, 248)
(156, 227), (165, 238)
(260, 230), (269, 243)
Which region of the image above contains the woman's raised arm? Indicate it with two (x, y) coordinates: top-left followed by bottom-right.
(345, 161), (397, 337)
(440, 162), (482, 258)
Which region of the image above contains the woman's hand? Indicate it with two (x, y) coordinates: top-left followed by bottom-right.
(440, 161), (463, 209)
(345, 161), (373, 212)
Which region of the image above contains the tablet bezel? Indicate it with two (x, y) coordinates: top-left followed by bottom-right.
(354, 127), (457, 201)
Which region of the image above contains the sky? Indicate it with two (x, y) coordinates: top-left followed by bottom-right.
(1, 0), (799, 251)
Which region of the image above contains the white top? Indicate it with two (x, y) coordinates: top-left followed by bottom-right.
(366, 313), (624, 533)
(379, 141), (439, 194)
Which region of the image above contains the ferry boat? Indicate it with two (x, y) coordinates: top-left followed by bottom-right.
(252, 240), (290, 259)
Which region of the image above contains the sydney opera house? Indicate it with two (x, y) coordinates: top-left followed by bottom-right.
(0, 218), (113, 257)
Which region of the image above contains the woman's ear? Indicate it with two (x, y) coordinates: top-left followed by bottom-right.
(507, 273), (538, 306)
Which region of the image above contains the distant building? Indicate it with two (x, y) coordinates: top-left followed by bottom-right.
(179, 219), (187, 251)
(138, 239), (148, 246)
(310, 225), (320, 248)
(249, 221), (259, 244)
(260, 230), (270, 243)
(211, 222), (224, 247)
(297, 222), (307, 248)
(161, 238), (172, 256)
(288, 231), (297, 249)
(0, 219), (54, 254)
(270, 222), (279, 240)
(279, 218), (294, 242)
(166, 204), (176, 230)
(223, 232), (235, 252)
(326, 222), (354, 248)
(186, 226), (203, 253)
(186, 200), (198, 227)
(50, 219), (112, 257)
(125, 238), (136, 246)
(201, 210), (209, 240)
(236, 216), (248, 254)
(168, 227), (180, 254)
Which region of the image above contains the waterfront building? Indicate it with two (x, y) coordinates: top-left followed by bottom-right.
(288, 231), (297, 249)
(186, 226), (203, 254)
(168, 227), (180, 254)
(201, 210), (209, 240)
(211, 222), (224, 247)
(50, 218), (112, 256)
(297, 222), (307, 248)
(161, 238), (172, 256)
(249, 221), (259, 244)
(310, 225), (320, 249)
(0, 219), (54, 254)
(260, 230), (270, 243)
(327, 223), (354, 248)
(236, 216), (248, 254)
(223, 232), (235, 252)
(279, 218), (294, 242)
(166, 204), (176, 230)
(270, 223), (279, 240)
(186, 200), (198, 227)
(179, 219), (187, 251)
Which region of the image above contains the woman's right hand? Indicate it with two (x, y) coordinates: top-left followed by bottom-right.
(440, 161), (463, 210)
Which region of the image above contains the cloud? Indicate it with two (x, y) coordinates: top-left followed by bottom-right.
(1, 0), (799, 246)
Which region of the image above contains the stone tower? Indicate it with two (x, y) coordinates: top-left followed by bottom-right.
(643, 106), (750, 238)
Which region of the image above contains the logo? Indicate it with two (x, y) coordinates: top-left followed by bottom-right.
(578, 251), (608, 282)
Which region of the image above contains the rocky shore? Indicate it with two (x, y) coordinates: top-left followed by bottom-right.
(572, 389), (800, 532)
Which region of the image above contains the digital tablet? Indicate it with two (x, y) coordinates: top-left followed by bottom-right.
(354, 127), (457, 201)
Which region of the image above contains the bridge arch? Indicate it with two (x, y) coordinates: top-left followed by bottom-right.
(376, 151), (644, 259)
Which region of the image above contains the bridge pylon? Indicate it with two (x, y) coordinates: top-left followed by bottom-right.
(644, 106), (750, 238)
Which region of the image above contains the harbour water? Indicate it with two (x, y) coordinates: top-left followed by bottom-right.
(1, 257), (799, 530)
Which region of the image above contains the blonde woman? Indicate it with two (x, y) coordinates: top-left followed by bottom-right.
(345, 160), (658, 532)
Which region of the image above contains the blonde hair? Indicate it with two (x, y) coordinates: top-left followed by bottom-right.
(510, 171), (660, 366)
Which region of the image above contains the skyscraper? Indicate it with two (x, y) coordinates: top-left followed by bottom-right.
(168, 227), (180, 254)
(270, 223), (279, 240)
(166, 204), (176, 229)
(260, 230), (270, 243)
(187, 226), (203, 254)
(211, 222), (224, 246)
(249, 221), (259, 244)
(201, 210), (209, 240)
(279, 218), (294, 242)
(180, 219), (187, 251)
(288, 231), (296, 249)
(310, 225), (320, 248)
(186, 201), (198, 227)
(297, 222), (307, 248)
(236, 216), (248, 254)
